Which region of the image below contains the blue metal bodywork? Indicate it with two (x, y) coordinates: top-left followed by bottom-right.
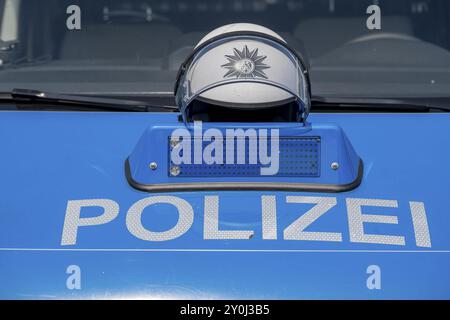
(0, 111), (450, 299)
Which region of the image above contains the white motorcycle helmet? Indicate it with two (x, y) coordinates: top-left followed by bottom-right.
(174, 23), (311, 123)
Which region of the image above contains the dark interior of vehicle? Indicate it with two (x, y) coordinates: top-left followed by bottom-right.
(1, 0), (450, 97)
(22, 0), (450, 62)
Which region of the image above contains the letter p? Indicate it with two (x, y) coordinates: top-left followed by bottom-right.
(61, 199), (119, 245)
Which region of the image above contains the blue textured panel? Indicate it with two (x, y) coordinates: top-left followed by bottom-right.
(168, 136), (320, 177)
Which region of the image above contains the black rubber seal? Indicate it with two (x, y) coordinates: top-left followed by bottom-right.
(125, 158), (363, 193)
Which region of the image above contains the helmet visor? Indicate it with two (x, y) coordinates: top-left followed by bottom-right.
(176, 35), (310, 121)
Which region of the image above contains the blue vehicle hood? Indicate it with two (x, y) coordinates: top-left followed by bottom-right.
(1, 111), (449, 299)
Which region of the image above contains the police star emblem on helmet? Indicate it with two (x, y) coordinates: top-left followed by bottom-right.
(221, 45), (270, 79)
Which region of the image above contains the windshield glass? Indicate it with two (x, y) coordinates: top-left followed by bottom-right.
(0, 0), (449, 99)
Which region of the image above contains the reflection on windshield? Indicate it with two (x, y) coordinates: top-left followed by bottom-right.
(0, 0), (449, 98)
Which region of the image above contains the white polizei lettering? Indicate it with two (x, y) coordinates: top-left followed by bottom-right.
(204, 196), (254, 240)
(346, 198), (405, 246)
(126, 196), (194, 241)
(283, 196), (342, 242)
(61, 199), (119, 245)
(409, 201), (431, 248)
(60, 196), (432, 247)
(261, 196), (277, 240)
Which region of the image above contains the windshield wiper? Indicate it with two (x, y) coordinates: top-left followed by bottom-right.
(311, 96), (450, 112)
(5, 89), (450, 113)
(0, 88), (178, 112)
